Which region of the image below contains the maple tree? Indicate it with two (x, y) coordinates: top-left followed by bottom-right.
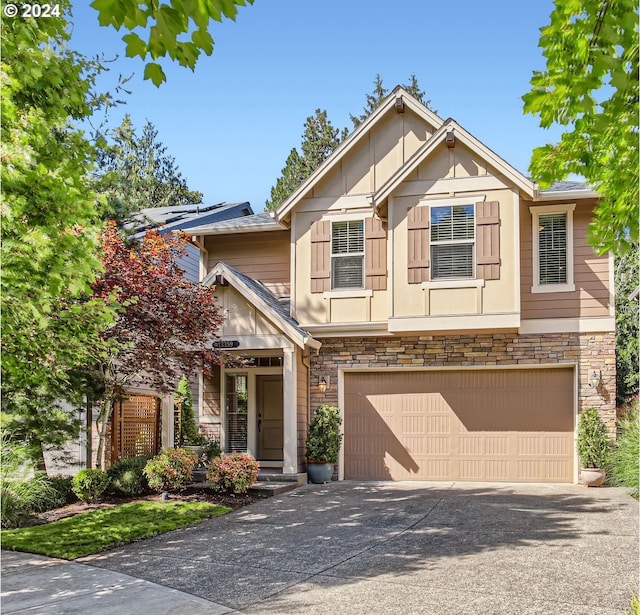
(523, 0), (638, 254)
(89, 223), (224, 468)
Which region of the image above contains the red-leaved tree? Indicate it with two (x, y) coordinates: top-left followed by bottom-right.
(90, 222), (224, 468)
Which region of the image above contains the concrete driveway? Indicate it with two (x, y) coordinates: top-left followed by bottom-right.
(2, 481), (638, 614)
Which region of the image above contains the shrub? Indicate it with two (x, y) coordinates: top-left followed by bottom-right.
(175, 377), (203, 446)
(204, 438), (222, 461)
(108, 456), (151, 497)
(577, 406), (611, 469)
(305, 404), (343, 463)
(0, 436), (61, 527)
(143, 448), (198, 493)
(207, 453), (259, 494)
(609, 401), (639, 499)
(72, 469), (111, 503)
(1, 473), (60, 528)
(48, 476), (77, 507)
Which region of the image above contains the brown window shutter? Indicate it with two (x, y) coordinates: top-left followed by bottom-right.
(407, 206), (430, 284)
(310, 220), (330, 293)
(365, 217), (387, 290)
(476, 200), (500, 280)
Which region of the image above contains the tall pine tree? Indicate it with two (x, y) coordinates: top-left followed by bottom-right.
(266, 110), (347, 211)
(267, 75), (432, 210)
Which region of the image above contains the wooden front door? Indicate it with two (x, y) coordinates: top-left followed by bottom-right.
(256, 375), (284, 460)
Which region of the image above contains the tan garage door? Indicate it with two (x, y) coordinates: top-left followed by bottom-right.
(344, 368), (574, 483)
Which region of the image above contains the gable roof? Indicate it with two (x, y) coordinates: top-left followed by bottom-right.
(201, 262), (321, 350)
(372, 119), (537, 213)
(273, 86), (445, 226)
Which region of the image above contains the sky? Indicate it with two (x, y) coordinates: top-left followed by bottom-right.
(69, 1), (562, 213)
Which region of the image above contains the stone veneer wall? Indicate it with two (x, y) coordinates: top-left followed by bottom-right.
(310, 332), (616, 433)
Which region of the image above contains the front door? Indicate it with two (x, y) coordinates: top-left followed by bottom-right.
(256, 375), (284, 460)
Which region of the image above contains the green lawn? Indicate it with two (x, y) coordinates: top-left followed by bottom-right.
(1, 501), (230, 560)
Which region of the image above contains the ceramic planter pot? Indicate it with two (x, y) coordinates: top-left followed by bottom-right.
(580, 468), (606, 487)
(307, 462), (334, 484)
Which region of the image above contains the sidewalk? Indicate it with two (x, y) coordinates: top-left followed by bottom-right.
(1, 550), (231, 614)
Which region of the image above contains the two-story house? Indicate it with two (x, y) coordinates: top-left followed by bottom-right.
(187, 87), (615, 484)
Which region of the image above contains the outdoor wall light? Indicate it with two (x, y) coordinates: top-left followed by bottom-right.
(318, 376), (330, 393)
(589, 370), (600, 388)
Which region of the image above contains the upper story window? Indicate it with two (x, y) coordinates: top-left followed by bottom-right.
(331, 220), (364, 289)
(530, 204), (575, 293)
(430, 204), (475, 279)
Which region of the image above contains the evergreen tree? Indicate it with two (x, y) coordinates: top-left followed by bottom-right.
(350, 73), (433, 128)
(265, 110), (347, 211)
(94, 115), (203, 226)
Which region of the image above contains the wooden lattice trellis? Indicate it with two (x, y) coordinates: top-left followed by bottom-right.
(111, 394), (161, 464)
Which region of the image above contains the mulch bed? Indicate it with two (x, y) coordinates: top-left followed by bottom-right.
(29, 487), (260, 526)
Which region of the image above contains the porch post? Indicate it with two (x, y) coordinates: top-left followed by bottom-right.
(283, 347), (297, 474)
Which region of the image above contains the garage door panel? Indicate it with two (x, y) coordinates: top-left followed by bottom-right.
(344, 368), (574, 483)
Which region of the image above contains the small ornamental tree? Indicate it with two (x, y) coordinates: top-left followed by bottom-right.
(305, 405), (343, 464)
(90, 223), (225, 468)
(577, 407), (611, 469)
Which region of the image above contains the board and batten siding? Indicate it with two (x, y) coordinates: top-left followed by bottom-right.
(205, 231), (290, 297)
(520, 199), (610, 319)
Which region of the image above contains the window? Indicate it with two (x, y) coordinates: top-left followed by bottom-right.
(530, 204), (575, 293)
(538, 213), (567, 284)
(430, 204), (475, 279)
(225, 374), (248, 452)
(331, 220), (364, 289)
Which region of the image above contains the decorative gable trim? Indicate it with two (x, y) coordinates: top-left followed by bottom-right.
(274, 87), (445, 226)
(373, 121), (536, 211)
(202, 262), (321, 350)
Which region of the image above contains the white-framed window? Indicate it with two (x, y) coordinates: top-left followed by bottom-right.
(331, 220), (364, 289)
(530, 203), (575, 293)
(430, 204), (475, 279)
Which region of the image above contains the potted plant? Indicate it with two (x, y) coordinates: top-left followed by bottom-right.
(175, 377), (206, 455)
(577, 406), (610, 487)
(305, 404), (343, 484)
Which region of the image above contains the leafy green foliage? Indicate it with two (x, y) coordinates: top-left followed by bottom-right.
(1, 2), (116, 404)
(350, 73), (433, 127)
(206, 453), (259, 494)
(265, 110), (348, 211)
(609, 401), (639, 499)
(72, 469), (111, 503)
(175, 376), (201, 446)
(0, 435), (63, 527)
(143, 448), (199, 492)
(523, 0), (639, 253)
(90, 0), (254, 86)
(47, 476), (77, 507)
(615, 243), (639, 405)
(577, 407), (611, 468)
(305, 405), (343, 464)
(107, 456), (151, 496)
(1, 501), (230, 559)
(94, 115), (203, 226)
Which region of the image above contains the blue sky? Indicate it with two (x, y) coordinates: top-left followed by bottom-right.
(70, 1), (561, 213)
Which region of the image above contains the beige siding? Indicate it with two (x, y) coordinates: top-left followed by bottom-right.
(296, 351), (309, 469)
(206, 231), (290, 297)
(311, 108), (433, 199)
(520, 199), (611, 319)
(392, 186), (518, 319)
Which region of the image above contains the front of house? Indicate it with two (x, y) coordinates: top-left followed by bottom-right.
(184, 87), (614, 484)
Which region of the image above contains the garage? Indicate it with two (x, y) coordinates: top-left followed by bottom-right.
(343, 367), (575, 483)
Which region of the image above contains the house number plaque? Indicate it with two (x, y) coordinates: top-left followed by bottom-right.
(213, 340), (240, 349)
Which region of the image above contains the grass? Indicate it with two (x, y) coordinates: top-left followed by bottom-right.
(0, 501), (230, 560)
